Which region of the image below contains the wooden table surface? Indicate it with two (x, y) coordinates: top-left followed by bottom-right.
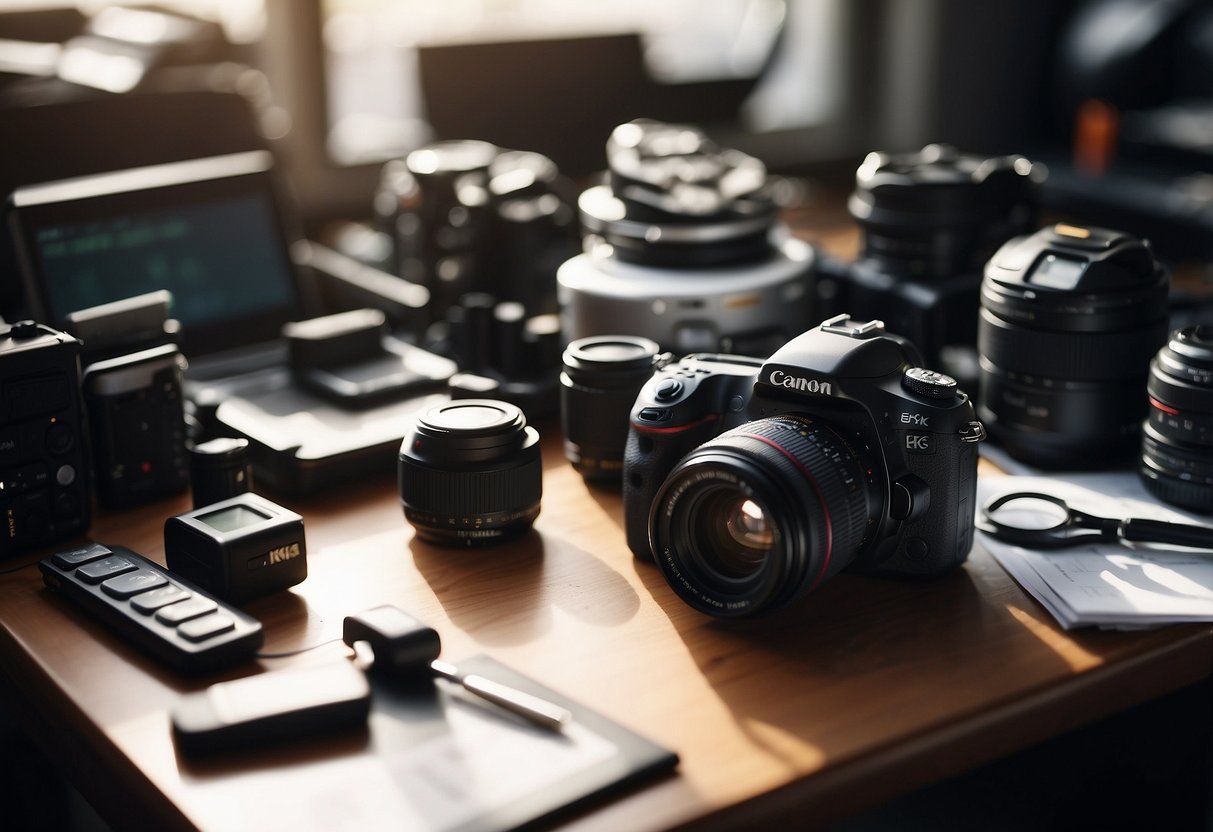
(1, 424), (1212, 831)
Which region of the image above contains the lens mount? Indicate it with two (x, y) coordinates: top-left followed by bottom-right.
(650, 416), (872, 616)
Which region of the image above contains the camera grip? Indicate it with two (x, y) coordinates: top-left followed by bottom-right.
(879, 440), (979, 577)
(623, 432), (667, 560)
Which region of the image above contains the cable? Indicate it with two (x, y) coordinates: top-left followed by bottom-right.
(255, 637), (344, 659)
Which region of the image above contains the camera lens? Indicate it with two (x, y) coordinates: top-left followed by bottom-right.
(398, 399), (541, 546)
(851, 144), (1041, 279)
(978, 224), (1169, 468)
(826, 144), (1043, 376)
(558, 119), (814, 356)
(577, 120), (777, 268)
(650, 416), (875, 617)
(561, 335), (666, 483)
(1140, 325), (1213, 513)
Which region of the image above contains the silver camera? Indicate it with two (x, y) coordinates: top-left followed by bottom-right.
(557, 120), (815, 357)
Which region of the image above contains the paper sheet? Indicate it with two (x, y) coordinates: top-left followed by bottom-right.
(977, 472), (1213, 630)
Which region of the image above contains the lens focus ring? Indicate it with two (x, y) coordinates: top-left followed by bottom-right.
(979, 308), (1168, 380)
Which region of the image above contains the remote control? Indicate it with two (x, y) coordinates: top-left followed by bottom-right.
(39, 543), (263, 674)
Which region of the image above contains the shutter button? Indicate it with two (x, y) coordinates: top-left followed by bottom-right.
(654, 379), (683, 401)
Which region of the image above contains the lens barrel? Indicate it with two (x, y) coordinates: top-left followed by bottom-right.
(978, 224), (1169, 468)
(561, 335), (666, 483)
(650, 416), (873, 617)
(850, 144), (1042, 279)
(398, 399), (541, 546)
(1140, 326), (1213, 513)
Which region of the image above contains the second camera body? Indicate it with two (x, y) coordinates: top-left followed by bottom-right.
(623, 315), (985, 617)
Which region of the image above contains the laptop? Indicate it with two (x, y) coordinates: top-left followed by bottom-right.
(7, 151), (453, 494)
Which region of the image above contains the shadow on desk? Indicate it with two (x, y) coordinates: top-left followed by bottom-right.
(410, 529), (642, 647)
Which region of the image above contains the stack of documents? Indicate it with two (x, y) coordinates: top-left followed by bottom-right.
(977, 473), (1213, 630)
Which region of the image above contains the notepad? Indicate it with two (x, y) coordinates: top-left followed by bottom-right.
(978, 473), (1213, 630)
(365, 655), (677, 832)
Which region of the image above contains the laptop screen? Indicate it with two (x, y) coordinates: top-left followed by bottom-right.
(8, 151), (302, 359)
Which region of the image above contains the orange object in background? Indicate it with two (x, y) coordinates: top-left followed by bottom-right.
(1074, 98), (1120, 176)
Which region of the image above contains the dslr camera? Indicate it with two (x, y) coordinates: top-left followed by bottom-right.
(623, 315), (985, 617)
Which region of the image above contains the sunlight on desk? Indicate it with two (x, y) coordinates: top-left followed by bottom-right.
(1005, 605), (1101, 672)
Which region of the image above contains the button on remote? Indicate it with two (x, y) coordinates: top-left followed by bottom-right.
(77, 556), (137, 584)
(51, 543), (112, 569)
(130, 586), (191, 614)
(101, 569), (168, 599)
(179, 614), (235, 642)
(156, 598), (219, 625)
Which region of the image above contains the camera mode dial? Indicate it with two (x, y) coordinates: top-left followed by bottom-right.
(901, 368), (958, 399)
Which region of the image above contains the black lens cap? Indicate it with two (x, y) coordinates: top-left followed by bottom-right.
(564, 335), (659, 369)
(407, 399), (535, 464)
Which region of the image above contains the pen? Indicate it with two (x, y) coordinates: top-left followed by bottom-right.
(350, 639), (572, 732)
(429, 659), (572, 732)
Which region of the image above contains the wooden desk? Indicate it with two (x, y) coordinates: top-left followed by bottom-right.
(1, 427), (1212, 831)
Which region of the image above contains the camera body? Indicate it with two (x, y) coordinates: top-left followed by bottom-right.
(814, 145), (1043, 379)
(0, 321), (90, 556)
(623, 315), (985, 615)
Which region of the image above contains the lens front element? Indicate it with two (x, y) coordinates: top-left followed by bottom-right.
(693, 490), (775, 581)
(651, 416), (873, 616)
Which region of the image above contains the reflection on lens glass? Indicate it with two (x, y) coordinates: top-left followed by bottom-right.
(695, 490), (774, 580)
(987, 495), (1069, 531)
(728, 500), (773, 549)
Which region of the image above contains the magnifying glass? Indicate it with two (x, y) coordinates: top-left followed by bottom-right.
(977, 491), (1213, 551)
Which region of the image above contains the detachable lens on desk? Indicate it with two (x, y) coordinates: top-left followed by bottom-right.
(560, 335), (668, 483)
(978, 223), (1169, 468)
(398, 399), (541, 546)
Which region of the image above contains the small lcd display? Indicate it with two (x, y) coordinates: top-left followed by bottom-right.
(1028, 254), (1086, 290)
(198, 504), (270, 533)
